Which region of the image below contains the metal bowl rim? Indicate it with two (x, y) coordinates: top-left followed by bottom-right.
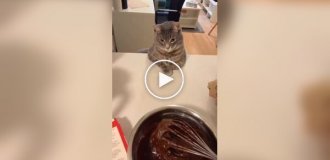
(127, 104), (216, 160)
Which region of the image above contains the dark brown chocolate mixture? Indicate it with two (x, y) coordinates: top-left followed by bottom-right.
(150, 119), (218, 160)
(133, 116), (217, 160)
(150, 119), (195, 160)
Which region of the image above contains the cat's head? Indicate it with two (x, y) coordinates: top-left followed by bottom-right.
(154, 21), (183, 52)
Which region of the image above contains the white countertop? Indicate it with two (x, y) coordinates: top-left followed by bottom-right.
(112, 53), (217, 139)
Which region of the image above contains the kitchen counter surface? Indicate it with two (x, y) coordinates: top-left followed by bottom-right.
(112, 52), (217, 139)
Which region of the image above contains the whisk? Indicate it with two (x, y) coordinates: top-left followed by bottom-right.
(150, 119), (217, 160)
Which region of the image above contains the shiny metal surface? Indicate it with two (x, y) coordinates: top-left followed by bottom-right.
(127, 105), (216, 160)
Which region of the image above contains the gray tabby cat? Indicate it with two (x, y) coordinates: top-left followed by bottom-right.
(148, 21), (186, 75)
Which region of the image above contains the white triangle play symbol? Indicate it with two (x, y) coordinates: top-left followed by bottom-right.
(158, 72), (174, 88)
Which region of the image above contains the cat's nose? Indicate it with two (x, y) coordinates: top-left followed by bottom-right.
(165, 44), (170, 49)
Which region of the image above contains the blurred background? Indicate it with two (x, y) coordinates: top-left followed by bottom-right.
(0, 1), (112, 160)
(219, 0), (330, 160)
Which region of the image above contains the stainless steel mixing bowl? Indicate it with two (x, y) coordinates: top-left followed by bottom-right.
(127, 105), (217, 160)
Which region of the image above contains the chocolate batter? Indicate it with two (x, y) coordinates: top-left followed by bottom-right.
(150, 119), (215, 160)
(132, 109), (217, 160)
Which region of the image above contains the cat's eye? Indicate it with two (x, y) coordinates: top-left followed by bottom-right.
(170, 38), (176, 43)
(160, 39), (165, 43)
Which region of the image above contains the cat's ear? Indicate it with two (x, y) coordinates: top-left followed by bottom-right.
(154, 25), (161, 33)
(173, 22), (181, 33)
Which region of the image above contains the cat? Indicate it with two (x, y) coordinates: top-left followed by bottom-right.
(147, 21), (186, 75)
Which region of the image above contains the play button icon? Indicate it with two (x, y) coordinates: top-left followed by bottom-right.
(159, 72), (173, 88)
(144, 60), (184, 100)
